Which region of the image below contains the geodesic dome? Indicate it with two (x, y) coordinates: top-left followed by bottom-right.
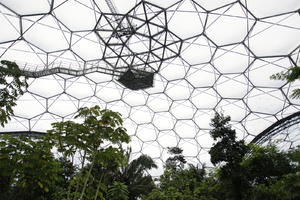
(0, 0), (300, 174)
(251, 111), (300, 150)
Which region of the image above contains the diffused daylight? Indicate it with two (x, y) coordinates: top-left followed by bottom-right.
(0, 0), (300, 199)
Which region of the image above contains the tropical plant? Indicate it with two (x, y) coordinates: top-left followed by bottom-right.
(107, 181), (129, 200)
(0, 106), (131, 200)
(113, 149), (157, 200)
(47, 105), (131, 199)
(209, 112), (249, 200)
(0, 134), (62, 200)
(270, 65), (300, 98)
(143, 113), (300, 200)
(241, 144), (300, 200)
(143, 147), (206, 200)
(0, 60), (28, 126)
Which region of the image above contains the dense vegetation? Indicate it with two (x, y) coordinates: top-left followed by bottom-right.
(142, 113), (300, 200)
(0, 60), (28, 126)
(1, 109), (299, 200)
(0, 61), (299, 199)
(0, 106), (156, 200)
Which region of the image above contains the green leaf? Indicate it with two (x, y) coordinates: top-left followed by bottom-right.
(38, 181), (43, 189)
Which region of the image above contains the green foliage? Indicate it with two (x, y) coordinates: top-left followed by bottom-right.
(45, 106), (131, 199)
(143, 147), (206, 200)
(47, 105), (130, 158)
(107, 181), (129, 200)
(142, 113), (300, 200)
(0, 60), (28, 126)
(0, 134), (62, 200)
(0, 106), (132, 200)
(164, 146), (187, 173)
(209, 112), (248, 166)
(248, 172), (300, 200)
(113, 149), (157, 200)
(47, 106), (131, 200)
(208, 112), (248, 199)
(270, 65), (300, 98)
(194, 174), (222, 200)
(1, 106), (300, 200)
(242, 144), (296, 185)
(240, 145), (300, 200)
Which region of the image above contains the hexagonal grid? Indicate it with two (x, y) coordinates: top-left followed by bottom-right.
(0, 0), (300, 172)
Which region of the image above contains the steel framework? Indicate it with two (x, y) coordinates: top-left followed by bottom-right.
(251, 111), (300, 149)
(0, 0), (299, 170)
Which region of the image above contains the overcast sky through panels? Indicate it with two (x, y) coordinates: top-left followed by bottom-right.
(0, 0), (299, 175)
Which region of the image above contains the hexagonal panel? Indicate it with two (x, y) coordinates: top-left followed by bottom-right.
(96, 81), (123, 102)
(168, 0), (206, 39)
(122, 90), (148, 106)
(217, 99), (249, 121)
(157, 130), (179, 148)
(136, 124), (158, 142)
(247, 88), (285, 115)
(28, 76), (64, 98)
(165, 80), (193, 100)
(0, 0), (50, 15)
(48, 94), (78, 117)
(191, 88), (219, 109)
(22, 15), (70, 52)
(181, 36), (216, 65)
(206, 3), (255, 46)
(186, 64), (218, 87)
(130, 106), (154, 124)
(65, 76), (95, 99)
(152, 112), (176, 130)
(53, 0), (99, 31)
(174, 120), (198, 138)
(249, 13), (300, 56)
(216, 74), (249, 99)
(160, 58), (187, 81)
(170, 100), (196, 119)
(147, 93), (172, 112)
(71, 32), (104, 61)
(214, 44), (252, 74)
(14, 93), (46, 118)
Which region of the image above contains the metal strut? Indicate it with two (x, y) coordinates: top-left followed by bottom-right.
(104, 0), (119, 15)
(103, 0), (135, 38)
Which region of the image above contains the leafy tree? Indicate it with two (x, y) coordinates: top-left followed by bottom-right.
(113, 149), (157, 200)
(194, 173), (222, 200)
(144, 113), (300, 200)
(247, 172), (300, 200)
(165, 147), (187, 172)
(242, 145), (300, 200)
(143, 147), (206, 200)
(47, 105), (130, 199)
(0, 134), (62, 200)
(0, 106), (132, 200)
(142, 167), (207, 200)
(270, 65), (300, 98)
(209, 112), (248, 200)
(0, 60), (28, 126)
(242, 144), (295, 185)
(208, 112), (300, 200)
(209, 112), (248, 167)
(107, 181), (129, 200)
(48, 106), (130, 159)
